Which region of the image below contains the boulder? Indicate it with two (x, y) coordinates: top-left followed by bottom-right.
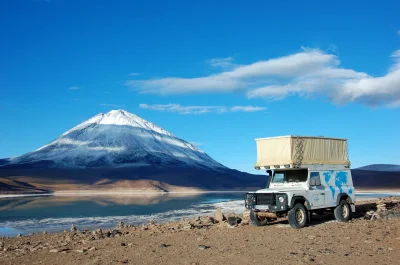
(214, 208), (225, 223)
(227, 216), (242, 226)
(71, 224), (77, 232)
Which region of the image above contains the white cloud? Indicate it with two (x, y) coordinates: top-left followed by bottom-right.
(100, 103), (125, 108)
(127, 47), (400, 107)
(230, 106), (267, 112)
(67, 86), (80, 90)
(139, 104), (266, 114)
(128, 72), (142, 76)
(207, 57), (235, 69)
(189, 142), (204, 147)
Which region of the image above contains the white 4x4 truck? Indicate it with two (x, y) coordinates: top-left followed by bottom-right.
(245, 136), (356, 229)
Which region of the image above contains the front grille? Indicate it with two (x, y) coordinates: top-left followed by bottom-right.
(256, 194), (275, 205)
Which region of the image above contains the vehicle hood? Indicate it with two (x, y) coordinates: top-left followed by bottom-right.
(254, 187), (306, 193)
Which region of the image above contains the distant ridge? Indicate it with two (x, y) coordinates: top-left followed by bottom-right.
(355, 164), (400, 172)
(352, 164), (400, 190)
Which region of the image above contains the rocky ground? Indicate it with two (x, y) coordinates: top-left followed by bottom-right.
(1, 198), (400, 265)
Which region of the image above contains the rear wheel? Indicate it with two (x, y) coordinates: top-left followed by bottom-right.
(250, 210), (269, 226)
(334, 200), (351, 222)
(288, 203), (307, 229)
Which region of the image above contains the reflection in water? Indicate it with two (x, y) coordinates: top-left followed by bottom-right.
(0, 193), (246, 236)
(0, 193), (199, 211)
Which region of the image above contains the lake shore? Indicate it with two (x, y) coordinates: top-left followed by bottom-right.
(1, 198), (400, 265)
(1, 188), (400, 198)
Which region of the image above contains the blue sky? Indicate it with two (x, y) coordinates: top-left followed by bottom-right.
(1, 0), (399, 174)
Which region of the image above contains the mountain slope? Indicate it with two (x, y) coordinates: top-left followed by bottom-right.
(6, 110), (223, 170)
(352, 164), (400, 189)
(0, 110), (266, 193)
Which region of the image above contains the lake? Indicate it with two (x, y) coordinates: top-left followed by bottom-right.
(0, 192), (399, 237)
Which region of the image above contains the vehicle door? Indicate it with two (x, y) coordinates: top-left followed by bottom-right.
(308, 172), (325, 208)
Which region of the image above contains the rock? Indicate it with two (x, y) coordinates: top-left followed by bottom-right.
(0, 242), (3, 248)
(49, 249), (59, 253)
(42, 231), (47, 235)
(75, 249), (87, 253)
(88, 247), (96, 251)
(118, 221), (125, 228)
(214, 207), (225, 223)
(198, 245), (208, 250)
(111, 229), (121, 237)
(227, 216), (242, 226)
(208, 217), (215, 224)
(183, 224), (194, 230)
(121, 242), (126, 247)
(364, 240), (372, 244)
(159, 244), (168, 248)
(127, 243), (133, 247)
(388, 247), (393, 251)
(17, 234), (22, 238)
(71, 224), (77, 232)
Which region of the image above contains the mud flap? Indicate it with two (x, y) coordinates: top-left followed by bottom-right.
(350, 204), (355, 213)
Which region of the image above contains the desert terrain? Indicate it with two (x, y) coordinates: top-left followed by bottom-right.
(1, 198), (400, 265)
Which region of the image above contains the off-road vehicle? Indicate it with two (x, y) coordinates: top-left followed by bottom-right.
(245, 135), (355, 229)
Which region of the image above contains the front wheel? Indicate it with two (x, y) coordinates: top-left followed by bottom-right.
(250, 210), (269, 226)
(288, 203), (307, 229)
(334, 200), (351, 222)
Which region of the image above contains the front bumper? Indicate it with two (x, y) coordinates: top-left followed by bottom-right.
(245, 193), (289, 212)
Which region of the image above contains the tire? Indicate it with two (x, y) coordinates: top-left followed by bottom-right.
(250, 210), (269, 226)
(334, 199), (351, 222)
(288, 203), (307, 229)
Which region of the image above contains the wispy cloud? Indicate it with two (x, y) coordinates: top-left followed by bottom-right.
(397, 30), (400, 36)
(128, 72), (142, 76)
(127, 47), (400, 107)
(139, 103), (266, 114)
(67, 86), (81, 90)
(100, 103), (125, 108)
(207, 57), (235, 69)
(189, 142), (204, 147)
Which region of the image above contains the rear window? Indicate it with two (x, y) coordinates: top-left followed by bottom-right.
(271, 169), (308, 183)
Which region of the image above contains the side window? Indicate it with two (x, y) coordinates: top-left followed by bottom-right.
(272, 173), (285, 183)
(309, 172), (321, 186)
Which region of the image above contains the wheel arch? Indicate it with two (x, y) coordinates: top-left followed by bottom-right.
(290, 196), (311, 210)
(336, 193), (353, 205)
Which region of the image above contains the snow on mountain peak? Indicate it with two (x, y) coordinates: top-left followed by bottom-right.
(10, 110), (224, 169)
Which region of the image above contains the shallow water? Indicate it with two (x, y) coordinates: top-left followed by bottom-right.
(0, 192), (246, 236)
(0, 192), (398, 237)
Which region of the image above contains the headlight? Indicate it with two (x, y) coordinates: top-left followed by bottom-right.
(278, 196), (285, 203)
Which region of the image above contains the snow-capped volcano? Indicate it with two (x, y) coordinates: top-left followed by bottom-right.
(9, 110), (224, 169)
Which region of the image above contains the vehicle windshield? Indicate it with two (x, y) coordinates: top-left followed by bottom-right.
(270, 169), (308, 183)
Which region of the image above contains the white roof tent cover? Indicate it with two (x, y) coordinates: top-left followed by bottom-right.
(255, 135), (350, 169)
